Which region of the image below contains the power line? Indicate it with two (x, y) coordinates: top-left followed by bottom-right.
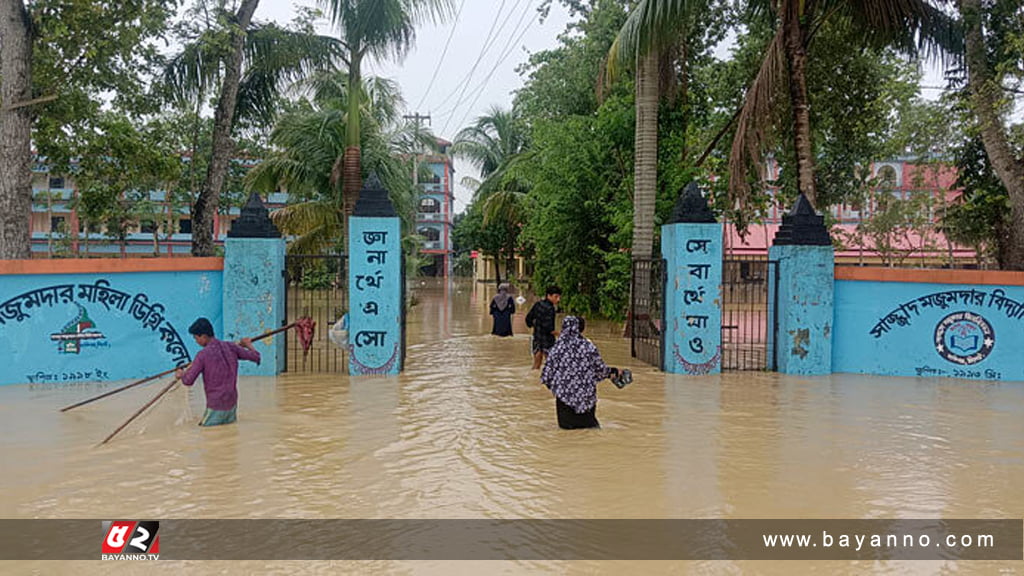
(428, 0), (511, 115)
(450, 2), (538, 132)
(439, 0), (533, 135)
(436, 0), (540, 133)
(415, 0), (466, 111)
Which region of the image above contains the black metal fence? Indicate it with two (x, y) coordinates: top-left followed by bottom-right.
(630, 258), (666, 369)
(284, 254), (348, 373)
(721, 256), (778, 371)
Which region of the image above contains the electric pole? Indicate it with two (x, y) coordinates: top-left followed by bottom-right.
(403, 112), (431, 186)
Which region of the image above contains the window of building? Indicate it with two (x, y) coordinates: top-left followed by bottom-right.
(419, 197), (441, 213)
(140, 220), (157, 234)
(50, 216), (65, 232)
(178, 219), (192, 234)
(876, 165), (899, 189)
(418, 226), (440, 241)
(48, 176), (65, 189)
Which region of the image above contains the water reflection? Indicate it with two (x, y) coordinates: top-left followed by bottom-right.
(1, 278), (1022, 574)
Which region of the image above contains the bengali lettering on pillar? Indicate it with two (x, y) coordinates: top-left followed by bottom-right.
(348, 218), (402, 375)
(662, 224), (722, 375)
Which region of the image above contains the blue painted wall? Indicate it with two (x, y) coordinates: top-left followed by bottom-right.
(224, 238), (286, 375)
(348, 217), (403, 375)
(834, 280), (1024, 381)
(770, 245), (834, 375)
(0, 270), (222, 386)
(662, 222), (723, 374)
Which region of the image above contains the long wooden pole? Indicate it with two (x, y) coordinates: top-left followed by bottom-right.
(63, 322), (297, 413)
(60, 365), (188, 413)
(98, 377), (181, 446)
(95, 321), (304, 446)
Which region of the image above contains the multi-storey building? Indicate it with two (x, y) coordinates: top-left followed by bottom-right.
(726, 158), (977, 266)
(415, 139), (455, 277)
(28, 157), (286, 256)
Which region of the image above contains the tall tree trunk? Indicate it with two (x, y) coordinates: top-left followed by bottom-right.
(630, 50), (659, 332)
(632, 50), (658, 262)
(492, 252), (501, 286)
(781, 0), (818, 208)
(191, 0), (259, 256)
(343, 53), (363, 217)
(961, 0), (1024, 269)
(0, 0), (34, 259)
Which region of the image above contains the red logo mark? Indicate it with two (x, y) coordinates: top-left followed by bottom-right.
(102, 521), (160, 554)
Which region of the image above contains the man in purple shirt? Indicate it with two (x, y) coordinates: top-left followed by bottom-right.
(175, 318), (260, 427)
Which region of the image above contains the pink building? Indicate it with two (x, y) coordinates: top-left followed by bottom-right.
(725, 159), (977, 266)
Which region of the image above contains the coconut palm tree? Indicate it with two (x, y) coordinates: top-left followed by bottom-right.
(452, 106), (531, 282)
(246, 73), (429, 254)
(162, 0), (346, 256)
(610, 0), (959, 211)
(319, 0), (454, 218)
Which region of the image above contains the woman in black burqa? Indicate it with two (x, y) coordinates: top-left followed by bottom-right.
(541, 315), (621, 429)
(490, 283), (515, 336)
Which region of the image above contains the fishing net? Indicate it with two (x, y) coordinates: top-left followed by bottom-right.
(294, 316), (316, 358)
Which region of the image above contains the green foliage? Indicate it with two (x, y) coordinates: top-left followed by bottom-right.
(941, 137), (1009, 266)
(298, 261), (337, 290)
(844, 189), (939, 267)
(32, 0), (177, 173)
(771, 24), (925, 209)
(246, 73), (423, 260)
(69, 113), (182, 254)
(519, 111), (633, 318)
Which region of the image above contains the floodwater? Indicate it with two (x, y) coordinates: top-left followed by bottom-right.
(2, 278), (1023, 574)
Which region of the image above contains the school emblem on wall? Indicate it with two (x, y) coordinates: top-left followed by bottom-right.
(50, 303), (106, 354)
(933, 311), (994, 366)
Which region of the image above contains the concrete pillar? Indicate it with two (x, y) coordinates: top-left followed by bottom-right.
(769, 194), (834, 375)
(223, 192), (286, 375)
(662, 183), (723, 375)
(348, 174), (404, 375)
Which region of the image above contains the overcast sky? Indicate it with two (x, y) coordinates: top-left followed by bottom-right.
(255, 1), (572, 214)
(251, 2), (971, 214)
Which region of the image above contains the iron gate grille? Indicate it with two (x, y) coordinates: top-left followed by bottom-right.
(631, 258), (666, 369)
(721, 257), (778, 371)
(284, 254), (348, 373)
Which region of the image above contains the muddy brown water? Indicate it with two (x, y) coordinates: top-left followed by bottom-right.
(2, 279), (1022, 574)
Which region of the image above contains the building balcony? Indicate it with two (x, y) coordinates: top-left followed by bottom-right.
(32, 188), (74, 201)
(421, 241), (444, 251)
(417, 212), (450, 223)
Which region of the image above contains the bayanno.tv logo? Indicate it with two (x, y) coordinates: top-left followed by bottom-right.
(101, 521), (160, 560)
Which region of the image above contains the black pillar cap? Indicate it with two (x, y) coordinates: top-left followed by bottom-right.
(772, 193), (831, 246)
(226, 192), (281, 238)
(667, 182), (717, 224)
(352, 172), (397, 217)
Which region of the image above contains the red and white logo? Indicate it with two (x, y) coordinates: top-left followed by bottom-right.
(102, 521), (160, 560)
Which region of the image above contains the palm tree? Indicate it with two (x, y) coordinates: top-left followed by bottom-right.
(610, 0), (959, 211)
(246, 73), (427, 254)
(319, 0), (454, 217)
(163, 0), (345, 256)
(452, 107), (530, 283)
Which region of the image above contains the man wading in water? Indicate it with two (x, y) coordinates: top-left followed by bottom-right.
(526, 286), (561, 369)
(175, 318), (260, 426)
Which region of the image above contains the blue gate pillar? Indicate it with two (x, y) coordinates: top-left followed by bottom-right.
(769, 194), (834, 375)
(662, 183), (723, 375)
(347, 174), (403, 376)
(223, 192), (286, 375)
